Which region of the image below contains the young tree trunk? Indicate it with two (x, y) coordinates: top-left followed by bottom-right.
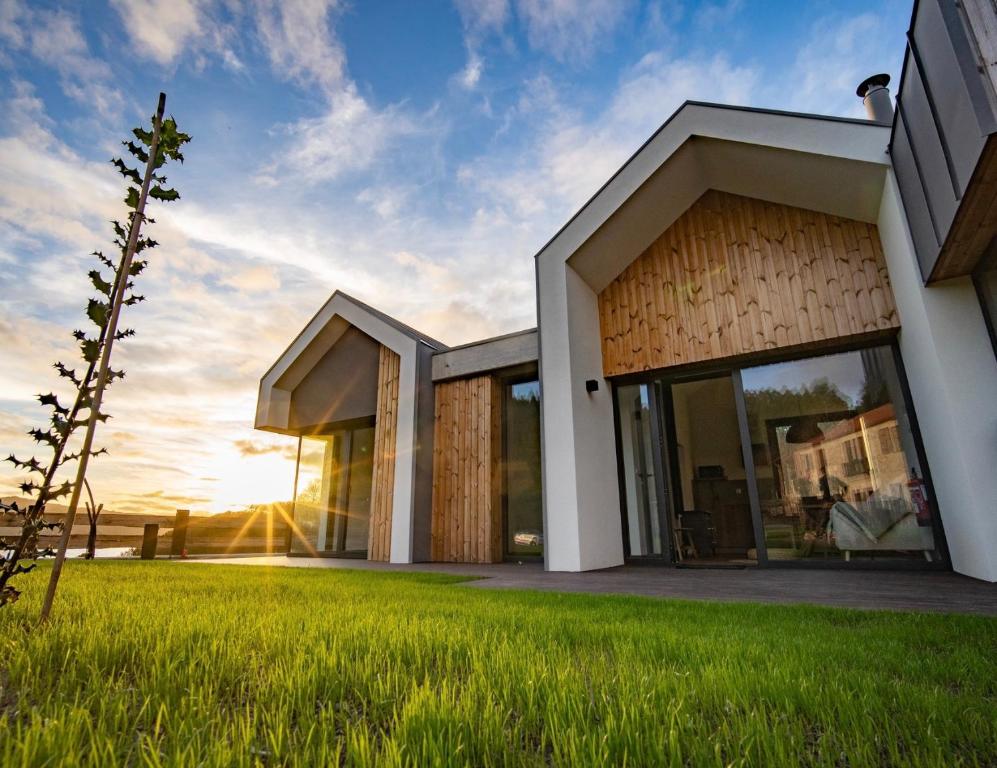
(85, 521), (97, 560)
(39, 93), (167, 622)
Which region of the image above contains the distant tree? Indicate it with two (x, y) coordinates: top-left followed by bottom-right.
(0, 93), (190, 616)
(82, 479), (103, 560)
(742, 378), (852, 437)
(857, 375), (890, 413)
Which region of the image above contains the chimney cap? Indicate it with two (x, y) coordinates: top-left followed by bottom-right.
(856, 73), (890, 98)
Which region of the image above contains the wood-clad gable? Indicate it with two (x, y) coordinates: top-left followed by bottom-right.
(369, 345), (400, 561)
(430, 376), (503, 563)
(598, 190), (900, 377)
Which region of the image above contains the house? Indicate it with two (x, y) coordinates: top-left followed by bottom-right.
(257, 0), (997, 581)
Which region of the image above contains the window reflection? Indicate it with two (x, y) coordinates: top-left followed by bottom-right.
(290, 425), (374, 555)
(505, 381), (543, 557)
(617, 384), (664, 556)
(742, 347), (938, 561)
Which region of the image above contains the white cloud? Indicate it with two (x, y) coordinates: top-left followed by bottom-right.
(111, 0), (203, 65)
(458, 49), (484, 89)
(459, 52), (760, 223)
(221, 264), (281, 294)
(786, 13), (897, 119)
(253, 0), (346, 94)
(257, 85), (417, 184)
(0, 0), (28, 48)
(0, 2), (123, 119)
(693, 0), (743, 29)
(514, 0), (632, 62)
(250, 1), (429, 188)
(455, 0), (510, 34)
(452, 0), (510, 92)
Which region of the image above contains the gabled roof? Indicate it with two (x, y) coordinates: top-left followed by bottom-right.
(260, 290), (446, 385)
(256, 290), (445, 433)
(535, 100), (893, 292)
(334, 291), (448, 352)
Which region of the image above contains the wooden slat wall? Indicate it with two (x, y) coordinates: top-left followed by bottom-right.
(598, 190), (901, 377)
(430, 376), (503, 563)
(368, 345), (400, 562)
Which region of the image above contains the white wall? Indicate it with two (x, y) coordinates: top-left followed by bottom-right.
(878, 173), (997, 582)
(537, 259), (625, 571)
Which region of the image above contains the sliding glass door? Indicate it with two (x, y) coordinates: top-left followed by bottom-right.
(614, 343), (947, 568)
(668, 375), (756, 564)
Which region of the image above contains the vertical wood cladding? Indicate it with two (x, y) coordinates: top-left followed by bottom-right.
(598, 190), (901, 376)
(430, 376), (503, 563)
(368, 345), (400, 562)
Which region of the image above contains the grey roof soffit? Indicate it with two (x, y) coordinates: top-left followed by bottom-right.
(532, 99), (892, 262)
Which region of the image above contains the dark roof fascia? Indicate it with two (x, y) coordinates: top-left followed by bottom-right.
(532, 100), (890, 262)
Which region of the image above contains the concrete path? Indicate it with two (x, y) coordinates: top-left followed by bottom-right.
(188, 555), (997, 616)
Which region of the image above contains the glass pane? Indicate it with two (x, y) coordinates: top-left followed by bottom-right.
(290, 435), (337, 554)
(342, 426), (374, 552)
(617, 384), (664, 556)
(742, 347), (939, 562)
(670, 376), (756, 563)
(506, 381), (543, 556)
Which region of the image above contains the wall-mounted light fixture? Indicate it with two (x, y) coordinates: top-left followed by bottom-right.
(585, 379), (599, 394)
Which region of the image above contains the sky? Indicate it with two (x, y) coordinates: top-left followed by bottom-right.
(0, 0), (913, 515)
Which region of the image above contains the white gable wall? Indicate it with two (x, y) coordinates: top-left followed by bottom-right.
(877, 173), (997, 582)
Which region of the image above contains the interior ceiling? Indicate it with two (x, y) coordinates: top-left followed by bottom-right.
(568, 136), (889, 293)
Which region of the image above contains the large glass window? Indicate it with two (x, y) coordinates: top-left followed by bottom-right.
(616, 383), (665, 556)
(290, 424), (374, 555)
(741, 347), (940, 562)
(505, 381), (543, 557)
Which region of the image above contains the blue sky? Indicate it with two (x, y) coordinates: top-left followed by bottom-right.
(0, 0), (912, 513)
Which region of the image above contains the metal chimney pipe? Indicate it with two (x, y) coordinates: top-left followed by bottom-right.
(856, 74), (893, 122)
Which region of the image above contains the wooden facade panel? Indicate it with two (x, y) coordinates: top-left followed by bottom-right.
(598, 190), (901, 377)
(368, 345), (400, 562)
(430, 376), (502, 563)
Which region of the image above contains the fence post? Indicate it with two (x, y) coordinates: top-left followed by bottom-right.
(171, 508), (190, 558)
(141, 524), (159, 560)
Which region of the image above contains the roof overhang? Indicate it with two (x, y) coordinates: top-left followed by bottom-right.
(431, 328), (538, 382)
(536, 102), (893, 292)
(256, 291), (439, 435)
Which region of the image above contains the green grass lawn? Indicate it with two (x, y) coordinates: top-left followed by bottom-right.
(0, 562), (995, 767)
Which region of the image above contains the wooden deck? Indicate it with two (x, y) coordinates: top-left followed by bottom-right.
(188, 555), (997, 616)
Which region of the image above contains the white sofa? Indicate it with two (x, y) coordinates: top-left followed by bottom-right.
(828, 497), (935, 560)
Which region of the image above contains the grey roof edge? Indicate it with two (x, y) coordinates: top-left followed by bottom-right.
(532, 99), (890, 262)
(259, 289), (449, 384)
(432, 327), (537, 355)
